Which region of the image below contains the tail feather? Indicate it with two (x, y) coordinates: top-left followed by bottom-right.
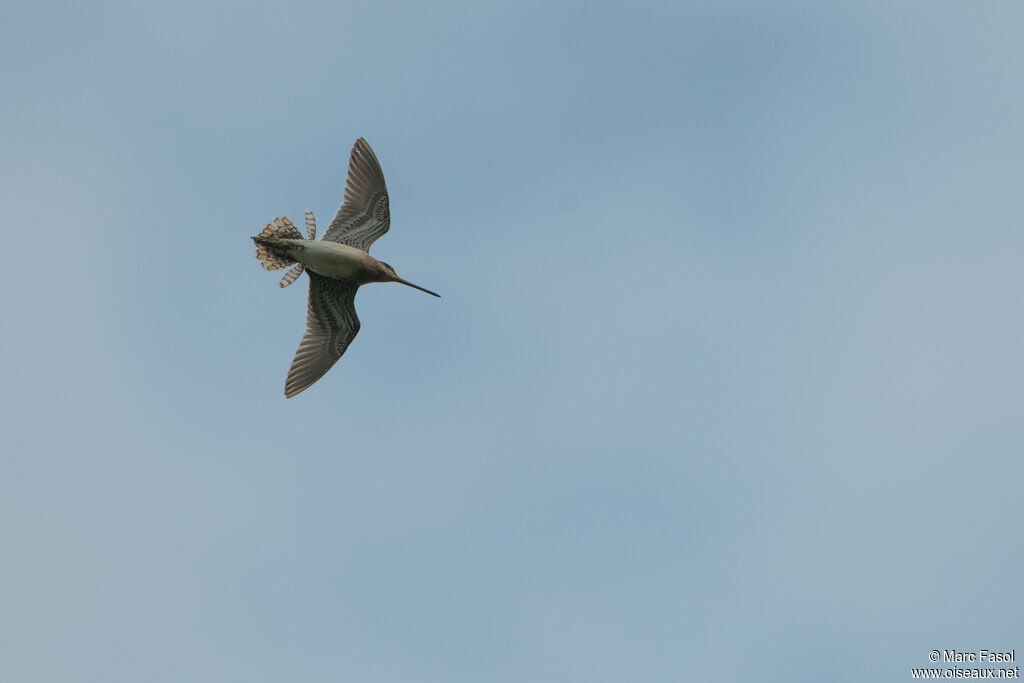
(258, 216), (303, 240)
(253, 216), (303, 271)
(278, 263), (305, 288)
(304, 209), (316, 240)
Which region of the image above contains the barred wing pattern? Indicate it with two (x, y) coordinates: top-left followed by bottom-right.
(322, 138), (391, 252)
(284, 272), (360, 398)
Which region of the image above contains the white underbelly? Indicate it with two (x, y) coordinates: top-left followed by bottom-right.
(298, 241), (371, 279)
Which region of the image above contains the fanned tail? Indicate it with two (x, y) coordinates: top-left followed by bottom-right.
(253, 216), (304, 273)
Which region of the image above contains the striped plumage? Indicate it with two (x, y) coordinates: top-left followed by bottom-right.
(252, 138), (439, 398)
(323, 140), (391, 250)
(286, 273), (361, 398)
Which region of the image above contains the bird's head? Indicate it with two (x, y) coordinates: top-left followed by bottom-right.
(374, 260), (440, 297)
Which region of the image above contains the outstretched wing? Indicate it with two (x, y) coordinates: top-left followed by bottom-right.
(284, 272), (360, 398)
(321, 138), (390, 252)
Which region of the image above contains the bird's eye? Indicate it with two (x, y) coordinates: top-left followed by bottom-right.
(381, 262), (393, 272)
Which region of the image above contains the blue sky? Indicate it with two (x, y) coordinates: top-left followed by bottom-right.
(3, 1), (1022, 681)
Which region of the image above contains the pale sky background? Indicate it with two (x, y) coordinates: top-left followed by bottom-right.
(2, 1), (1023, 681)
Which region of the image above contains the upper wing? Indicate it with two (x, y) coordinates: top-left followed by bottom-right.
(284, 272), (360, 398)
(321, 138), (390, 252)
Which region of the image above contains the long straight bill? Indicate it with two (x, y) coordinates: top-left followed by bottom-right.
(396, 277), (441, 297)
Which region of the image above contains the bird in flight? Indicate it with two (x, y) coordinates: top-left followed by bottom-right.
(253, 138), (439, 398)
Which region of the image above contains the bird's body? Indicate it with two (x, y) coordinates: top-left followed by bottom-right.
(258, 237), (382, 282)
(252, 138), (439, 398)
